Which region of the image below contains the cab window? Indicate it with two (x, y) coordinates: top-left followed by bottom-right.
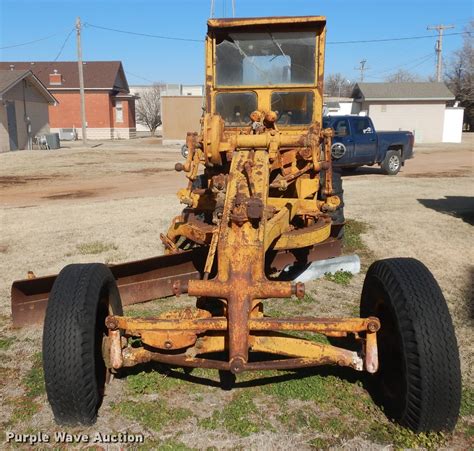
(216, 31), (316, 86)
(271, 91), (314, 125)
(352, 117), (373, 134)
(215, 92), (257, 126)
(334, 119), (349, 137)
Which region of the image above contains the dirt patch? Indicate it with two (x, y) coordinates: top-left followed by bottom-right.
(0, 176), (50, 187)
(404, 169), (471, 178)
(42, 190), (97, 200)
(125, 168), (173, 175)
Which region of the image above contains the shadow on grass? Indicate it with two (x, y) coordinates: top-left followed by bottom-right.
(418, 196), (474, 225)
(115, 348), (366, 390)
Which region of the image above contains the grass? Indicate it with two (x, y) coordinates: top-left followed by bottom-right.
(127, 369), (186, 394)
(23, 352), (45, 398)
(199, 390), (270, 436)
(7, 352), (45, 425)
(324, 270), (353, 286)
(460, 386), (474, 416)
(0, 336), (15, 350)
(113, 400), (192, 432)
(343, 219), (368, 253)
(75, 240), (118, 255)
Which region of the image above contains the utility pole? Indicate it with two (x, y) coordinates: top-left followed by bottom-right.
(231, 0), (235, 17)
(76, 16), (87, 145)
(427, 24), (455, 82)
(355, 59), (369, 82)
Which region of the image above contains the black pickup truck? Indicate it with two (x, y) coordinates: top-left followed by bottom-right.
(323, 115), (414, 175)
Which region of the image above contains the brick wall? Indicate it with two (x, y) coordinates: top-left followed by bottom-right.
(49, 91), (112, 129)
(48, 90), (136, 139)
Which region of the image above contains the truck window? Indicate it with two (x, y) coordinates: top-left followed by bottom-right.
(352, 117), (373, 135)
(215, 31), (316, 86)
(215, 92), (257, 126)
(271, 91), (314, 125)
(334, 119), (349, 136)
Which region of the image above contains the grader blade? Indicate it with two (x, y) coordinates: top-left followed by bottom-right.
(10, 248), (206, 327)
(11, 239), (341, 327)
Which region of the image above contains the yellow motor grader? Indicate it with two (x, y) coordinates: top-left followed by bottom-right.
(12, 16), (461, 432)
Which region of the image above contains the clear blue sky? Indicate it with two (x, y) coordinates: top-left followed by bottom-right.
(0, 0), (472, 85)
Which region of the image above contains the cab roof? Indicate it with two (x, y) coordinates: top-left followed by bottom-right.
(207, 16), (326, 30)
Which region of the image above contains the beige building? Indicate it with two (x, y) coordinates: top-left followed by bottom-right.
(161, 95), (204, 143)
(352, 83), (456, 143)
(0, 70), (57, 152)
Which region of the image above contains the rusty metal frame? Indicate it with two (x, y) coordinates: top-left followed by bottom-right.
(11, 16), (382, 382)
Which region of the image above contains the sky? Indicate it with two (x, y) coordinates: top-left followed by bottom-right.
(0, 0), (472, 86)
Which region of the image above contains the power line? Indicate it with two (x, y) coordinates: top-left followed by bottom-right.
(366, 55), (434, 80)
(125, 70), (156, 84)
(53, 28), (75, 61)
(84, 23), (202, 42)
(369, 53), (433, 77)
(0, 32), (63, 50)
(327, 31), (469, 45)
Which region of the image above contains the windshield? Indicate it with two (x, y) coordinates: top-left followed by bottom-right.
(215, 92), (257, 126)
(271, 91), (314, 125)
(216, 31), (316, 86)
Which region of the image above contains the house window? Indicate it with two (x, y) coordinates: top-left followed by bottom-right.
(115, 101), (123, 123)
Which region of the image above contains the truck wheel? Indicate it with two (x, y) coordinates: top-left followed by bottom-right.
(181, 144), (189, 159)
(381, 151), (401, 175)
(360, 258), (461, 432)
(43, 263), (123, 425)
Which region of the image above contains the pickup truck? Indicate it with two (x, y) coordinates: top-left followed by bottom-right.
(323, 115), (414, 175)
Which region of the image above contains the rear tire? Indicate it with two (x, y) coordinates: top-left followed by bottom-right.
(43, 263), (123, 425)
(381, 150), (401, 175)
(360, 258), (461, 432)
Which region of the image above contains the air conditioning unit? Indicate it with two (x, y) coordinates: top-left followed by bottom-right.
(59, 128), (77, 141)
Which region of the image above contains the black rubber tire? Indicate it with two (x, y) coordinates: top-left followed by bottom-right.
(360, 258), (461, 432)
(381, 150), (401, 175)
(43, 263), (123, 425)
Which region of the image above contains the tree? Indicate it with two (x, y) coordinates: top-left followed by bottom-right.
(136, 84), (162, 136)
(385, 69), (420, 83)
(445, 22), (474, 131)
(324, 73), (354, 97)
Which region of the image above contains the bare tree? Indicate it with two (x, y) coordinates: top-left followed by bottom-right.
(385, 69), (420, 83)
(445, 22), (474, 130)
(136, 84), (162, 136)
(325, 73), (354, 97)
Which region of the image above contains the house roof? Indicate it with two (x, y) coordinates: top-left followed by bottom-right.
(352, 82), (454, 101)
(0, 69), (57, 103)
(0, 61), (129, 92)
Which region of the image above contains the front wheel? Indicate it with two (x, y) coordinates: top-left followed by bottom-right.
(43, 263), (123, 425)
(360, 258), (461, 432)
(381, 150), (401, 175)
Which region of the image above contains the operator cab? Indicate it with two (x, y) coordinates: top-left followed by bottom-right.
(206, 17), (326, 130)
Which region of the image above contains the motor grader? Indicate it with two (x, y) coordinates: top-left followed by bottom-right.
(12, 16), (461, 433)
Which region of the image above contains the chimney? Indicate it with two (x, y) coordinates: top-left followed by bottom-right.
(49, 69), (62, 86)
